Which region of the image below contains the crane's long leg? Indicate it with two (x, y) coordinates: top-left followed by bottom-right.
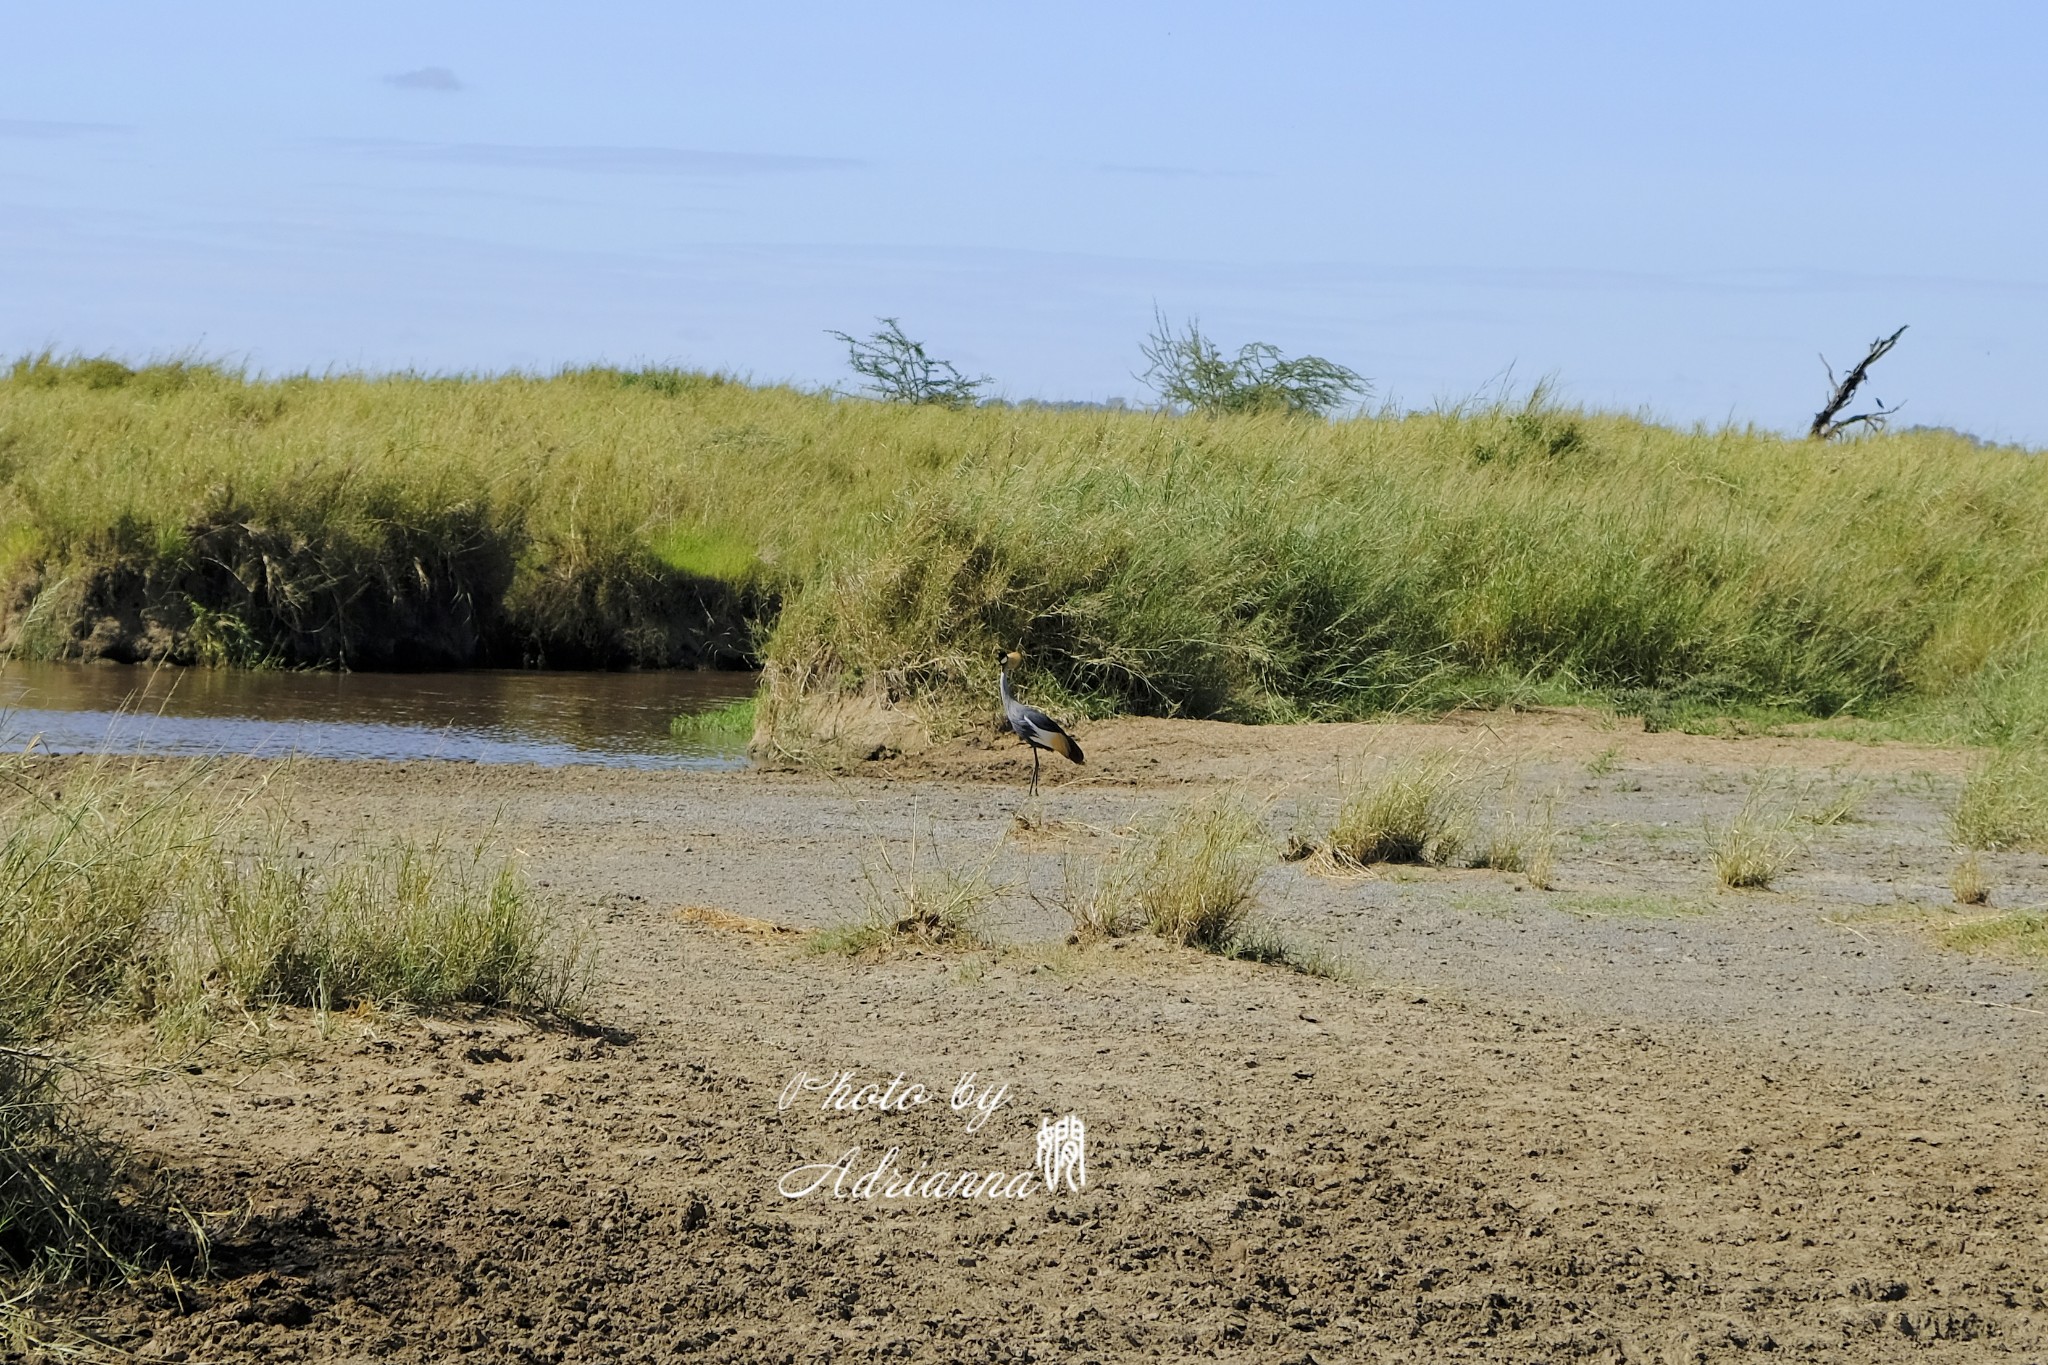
(1031, 746), (1041, 796)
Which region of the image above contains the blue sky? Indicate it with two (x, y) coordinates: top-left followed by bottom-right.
(4, 2), (2044, 441)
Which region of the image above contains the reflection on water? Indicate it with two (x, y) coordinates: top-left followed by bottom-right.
(0, 661), (759, 769)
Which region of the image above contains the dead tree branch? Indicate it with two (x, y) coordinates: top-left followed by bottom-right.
(1809, 325), (1908, 440)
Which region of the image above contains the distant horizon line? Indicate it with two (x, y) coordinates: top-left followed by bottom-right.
(6, 347), (2034, 451)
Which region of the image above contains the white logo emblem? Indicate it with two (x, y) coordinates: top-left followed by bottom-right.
(1036, 1114), (1086, 1192)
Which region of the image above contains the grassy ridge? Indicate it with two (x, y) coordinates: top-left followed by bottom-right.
(4, 355), (2046, 745)
(761, 397), (2048, 746)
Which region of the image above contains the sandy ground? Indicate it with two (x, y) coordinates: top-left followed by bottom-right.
(30, 709), (2048, 1363)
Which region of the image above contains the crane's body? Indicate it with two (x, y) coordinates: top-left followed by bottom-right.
(999, 653), (1083, 794)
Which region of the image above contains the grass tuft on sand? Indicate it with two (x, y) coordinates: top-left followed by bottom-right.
(1950, 852), (1991, 906)
(1935, 908), (2048, 959)
(1469, 793), (1559, 889)
(1327, 754), (1473, 867)
(1705, 777), (1805, 890)
(1054, 792), (1332, 970)
(1224, 918), (1346, 979)
(815, 826), (1003, 955)
(178, 833), (586, 1027)
(1125, 792), (1270, 951)
(1952, 751), (2048, 851)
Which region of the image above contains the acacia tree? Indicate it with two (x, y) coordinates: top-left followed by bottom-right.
(1139, 311), (1369, 417)
(828, 318), (991, 407)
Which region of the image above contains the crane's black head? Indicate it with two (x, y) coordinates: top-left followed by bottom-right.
(1002, 650), (1022, 667)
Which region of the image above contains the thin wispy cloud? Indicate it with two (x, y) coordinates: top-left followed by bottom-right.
(384, 67), (464, 93)
(328, 138), (860, 176)
(1094, 162), (1259, 181)
(0, 118), (131, 139)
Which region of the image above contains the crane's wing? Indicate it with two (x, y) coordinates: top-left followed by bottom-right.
(1013, 703), (1084, 765)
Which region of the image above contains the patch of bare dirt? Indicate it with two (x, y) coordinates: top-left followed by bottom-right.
(855, 706), (1970, 791)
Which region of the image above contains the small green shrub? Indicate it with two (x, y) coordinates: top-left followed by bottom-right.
(828, 318), (990, 407)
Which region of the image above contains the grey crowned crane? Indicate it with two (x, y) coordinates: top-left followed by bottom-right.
(998, 651), (1083, 794)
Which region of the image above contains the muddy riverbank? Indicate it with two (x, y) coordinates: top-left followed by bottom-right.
(33, 710), (2048, 1363)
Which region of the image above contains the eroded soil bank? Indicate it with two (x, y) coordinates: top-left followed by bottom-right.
(34, 710), (2048, 1363)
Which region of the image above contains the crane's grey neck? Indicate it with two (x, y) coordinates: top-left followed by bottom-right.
(998, 663), (1015, 706)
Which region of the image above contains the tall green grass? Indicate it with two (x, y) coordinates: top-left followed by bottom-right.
(6, 355), (2048, 751)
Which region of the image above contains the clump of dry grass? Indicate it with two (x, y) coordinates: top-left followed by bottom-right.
(1704, 778), (1804, 890)
(1328, 753), (1473, 867)
(1055, 856), (1136, 943)
(1951, 852), (1991, 906)
(1953, 752), (2048, 851)
(1126, 792), (1270, 950)
(1797, 779), (1871, 827)
(819, 826), (1004, 955)
(0, 1047), (188, 1285)
(165, 831), (588, 1031)
(1470, 794), (1559, 889)
(1051, 792), (1280, 959)
(0, 752), (236, 1037)
(0, 752), (581, 1032)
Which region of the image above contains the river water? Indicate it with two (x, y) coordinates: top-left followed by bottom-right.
(0, 661), (759, 769)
